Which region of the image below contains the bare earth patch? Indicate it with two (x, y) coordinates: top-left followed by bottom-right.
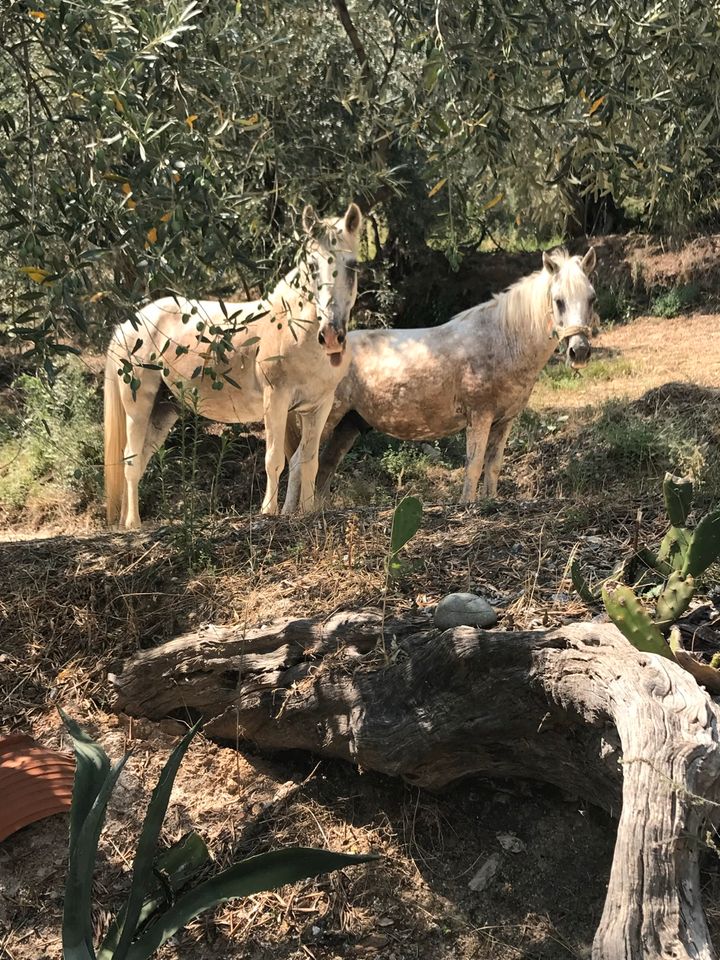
(532, 312), (720, 410)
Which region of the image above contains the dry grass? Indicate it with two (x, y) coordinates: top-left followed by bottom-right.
(5, 234), (720, 959)
(0, 497), (641, 960)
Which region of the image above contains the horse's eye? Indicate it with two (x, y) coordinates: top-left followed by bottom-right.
(555, 298), (565, 313)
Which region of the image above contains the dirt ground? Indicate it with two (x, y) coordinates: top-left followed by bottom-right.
(3, 237), (720, 960)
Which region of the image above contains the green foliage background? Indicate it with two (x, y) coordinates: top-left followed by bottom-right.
(2, 0), (720, 361)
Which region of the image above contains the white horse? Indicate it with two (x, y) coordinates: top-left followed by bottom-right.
(104, 202), (362, 529)
(284, 247), (596, 508)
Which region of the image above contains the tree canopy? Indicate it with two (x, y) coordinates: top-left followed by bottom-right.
(1, 0), (719, 363)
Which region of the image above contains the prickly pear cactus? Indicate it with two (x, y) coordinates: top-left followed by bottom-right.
(657, 525), (692, 571)
(655, 571), (695, 633)
(662, 473), (693, 527)
(682, 507), (720, 577)
(601, 583), (674, 659)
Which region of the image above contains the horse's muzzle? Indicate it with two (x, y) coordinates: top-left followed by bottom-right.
(567, 336), (591, 368)
(318, 325), (346, 365)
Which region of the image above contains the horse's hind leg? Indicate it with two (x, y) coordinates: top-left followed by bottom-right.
(281, 414), (302, 515)
(317, 411), (367, 494)
(119, 374), (161, 529)
(482, 419), (514, 498)
(140, 398), (179, 473)
(460, 414), (492, 503)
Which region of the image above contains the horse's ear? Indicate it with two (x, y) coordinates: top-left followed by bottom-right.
(302, 204), (318, 236)
(542, 251), (560, 275)
(581, 246), (597, 276)
(344, 202), (362, 235)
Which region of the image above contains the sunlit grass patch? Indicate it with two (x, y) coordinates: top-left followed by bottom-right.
(540, 356), (633, 391)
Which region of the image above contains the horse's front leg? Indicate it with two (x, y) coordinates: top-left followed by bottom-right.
(482, 418), (514, 498)
(261, 386), (290, 515)
(460, 414), (492, 503)
(288, 397), (335, 515)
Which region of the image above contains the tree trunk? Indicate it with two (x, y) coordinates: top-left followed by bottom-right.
(109, 611), (720, 960)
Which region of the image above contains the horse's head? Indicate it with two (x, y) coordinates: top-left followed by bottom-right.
(543, 247), (596, 368)
(301, 202), (363, 367)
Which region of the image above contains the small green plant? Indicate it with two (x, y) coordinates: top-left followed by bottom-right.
(388, 495), (423, 577)
(571, 473), (720, 671)
(650, 283), (699, 318)
(61, 712), (374, 960)
(595, 281), (635, 325)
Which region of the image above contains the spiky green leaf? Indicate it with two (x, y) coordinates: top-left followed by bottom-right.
(63, 751), (131, 960)
(570, 559), (601, 605)
(655, 571), (695, 632)
(105, 722), (202, 960)
(125, 848), (377, 960)
(98, 833), (210, 960)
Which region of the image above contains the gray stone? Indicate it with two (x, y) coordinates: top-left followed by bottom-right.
(433, 592), (498, 630)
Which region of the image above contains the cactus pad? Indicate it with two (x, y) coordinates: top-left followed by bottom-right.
(602, 583), (673, 659)
(662, 473), (694, 527)
(658, 526), (692, 570)
(682, 507), (720, 577)
(655, 571), (695, 632)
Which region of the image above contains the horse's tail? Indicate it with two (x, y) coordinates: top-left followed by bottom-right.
(104, 346), (126, 526)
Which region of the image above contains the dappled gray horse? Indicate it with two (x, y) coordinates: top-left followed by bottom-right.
(284, 247), (596, 509)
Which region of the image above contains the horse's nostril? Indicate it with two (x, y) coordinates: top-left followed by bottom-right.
(337, 332), (345, 345)
(318, 330), (325, 346)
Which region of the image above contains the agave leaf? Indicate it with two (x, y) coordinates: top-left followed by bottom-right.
(98, 833), (210, 960)
(390, 496), (422, 558)
(126, 848), (377, 960)
(570, 559), (600, 605)
(60, 709), (110, 852)
(108, 721), (202, 960)
(63, 752), (131, 960)
(634, 546), (672, 579)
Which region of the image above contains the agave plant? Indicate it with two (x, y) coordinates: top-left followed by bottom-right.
(60, 712), (375, 960)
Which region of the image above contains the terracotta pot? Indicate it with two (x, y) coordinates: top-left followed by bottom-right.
(0, 733), (75, 842)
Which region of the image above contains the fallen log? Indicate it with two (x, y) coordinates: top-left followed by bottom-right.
(109, 611), (720, 960)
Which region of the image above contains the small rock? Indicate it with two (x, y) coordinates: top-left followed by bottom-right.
(468, 852), (500, 892)
(421, 443), (442, 461)
(497, 832), (526, 854)
(434, 592), (497, 630)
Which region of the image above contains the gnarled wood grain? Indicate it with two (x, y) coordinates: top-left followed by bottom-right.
(110, 612), (720, 960)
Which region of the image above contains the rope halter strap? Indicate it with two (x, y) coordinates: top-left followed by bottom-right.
(553, 323), (592, 341)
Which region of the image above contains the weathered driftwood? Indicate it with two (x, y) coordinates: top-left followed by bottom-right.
(110, 611), (720, 960)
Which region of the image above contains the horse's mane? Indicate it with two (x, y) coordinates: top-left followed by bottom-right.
(453, 248), (577, 347)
